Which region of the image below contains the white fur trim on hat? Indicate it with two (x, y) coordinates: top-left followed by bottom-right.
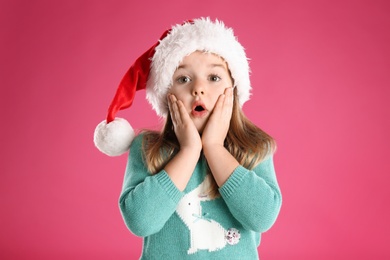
(94, 118), (135, 156)
(146, 17), (251, 117)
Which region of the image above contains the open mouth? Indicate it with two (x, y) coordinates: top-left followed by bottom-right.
(191, 102), (207, 117)
(194, 105), (205, 112)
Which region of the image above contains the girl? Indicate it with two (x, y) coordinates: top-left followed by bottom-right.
(94, 18), (282, 259)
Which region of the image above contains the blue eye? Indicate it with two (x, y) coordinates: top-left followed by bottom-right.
(209, 75), (221, 82)
(177, 76), (191, 84)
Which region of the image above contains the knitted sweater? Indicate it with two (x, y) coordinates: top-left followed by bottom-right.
(119, 134), (282, 259)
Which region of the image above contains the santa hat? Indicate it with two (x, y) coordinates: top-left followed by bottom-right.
(94, 17), (251, 156)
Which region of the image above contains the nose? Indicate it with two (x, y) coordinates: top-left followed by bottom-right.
(192, 80), (205, 96)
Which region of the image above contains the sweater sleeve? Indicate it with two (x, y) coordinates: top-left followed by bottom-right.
(218, 156), (282, 233)
(119, 134), (183, 237)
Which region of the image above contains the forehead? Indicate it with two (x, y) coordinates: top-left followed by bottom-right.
(178, 51), (229, 70)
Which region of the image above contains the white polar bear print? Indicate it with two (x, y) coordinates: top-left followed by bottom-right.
(176, 175), (239, 254)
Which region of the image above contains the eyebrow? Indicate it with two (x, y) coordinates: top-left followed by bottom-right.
(210, 63), (227, 69)
(176, 63), (227, 70)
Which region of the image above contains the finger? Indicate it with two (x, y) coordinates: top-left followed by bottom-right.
(214, 93), (226, 113)
(212, 89), (232, 122)
(224, 87), (234, 107)
(167, 94), (173, 113)
(168, 94), (182, 126)
(176, 100), (191, 124)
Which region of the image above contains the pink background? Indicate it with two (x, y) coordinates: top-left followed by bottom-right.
(1, 0), (389, 259)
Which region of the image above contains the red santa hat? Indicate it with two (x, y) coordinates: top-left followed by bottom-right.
(94, 17), (251, 156)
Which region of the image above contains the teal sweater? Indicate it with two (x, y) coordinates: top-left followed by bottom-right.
(119, 134), (282, 259)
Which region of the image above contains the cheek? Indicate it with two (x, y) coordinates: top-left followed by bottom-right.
(169, 87), (184, 99)
(207, 94), (222, 111)
(168, 87), (177, 95)
(169, 88), (193, 107)
(169, 85), (190, 96)
(211, 87), (225, 100)
(173, 92), (189, 103)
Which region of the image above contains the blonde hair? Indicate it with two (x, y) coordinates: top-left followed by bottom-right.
(141, 88), (276, 197)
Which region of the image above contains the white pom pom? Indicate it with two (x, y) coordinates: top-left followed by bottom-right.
(93, 118), (135, 156)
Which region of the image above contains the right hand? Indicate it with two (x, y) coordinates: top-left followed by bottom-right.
(167, 94), (202, 152)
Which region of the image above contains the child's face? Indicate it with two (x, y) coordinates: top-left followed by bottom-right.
(169, 51), (234, 133)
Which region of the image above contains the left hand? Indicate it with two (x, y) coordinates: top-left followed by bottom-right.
(201, 87), (234, 147)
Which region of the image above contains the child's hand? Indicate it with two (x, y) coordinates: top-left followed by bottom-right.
(168, 94), (202, 152)
(201, 87), (234, 148)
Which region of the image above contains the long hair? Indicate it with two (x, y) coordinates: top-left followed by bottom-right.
(141, 88), (276, 197)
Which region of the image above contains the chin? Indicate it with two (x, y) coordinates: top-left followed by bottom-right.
(195, 123), (206, 134)
(196, 125), (205, 134)
(191, 117), (207, 133)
